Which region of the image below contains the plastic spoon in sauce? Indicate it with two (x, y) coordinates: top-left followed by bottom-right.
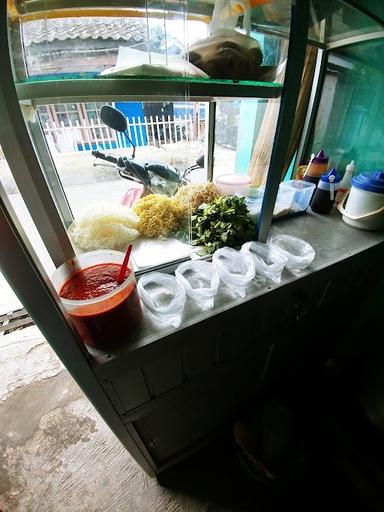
(117, 244), (133, 284)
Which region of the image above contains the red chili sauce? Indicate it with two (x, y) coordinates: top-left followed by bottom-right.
(60, 263), (142, 350)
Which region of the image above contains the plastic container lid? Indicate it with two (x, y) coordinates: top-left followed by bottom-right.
(351, 171), (384, 194)
(279, 179), (316, 191)
(215, 174), (251, 185)
(312, 149), (328, 164)
(320, 168), (342, 183)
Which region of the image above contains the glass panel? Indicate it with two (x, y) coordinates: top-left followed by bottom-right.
(31, 94), (286, 268)
(9, 1), (289, 85)
(213, 97), (280, 181)
(306, 39), (384, 174)
(34, 100), (207, 269)
(347, 1), (384, 23)
(20, 15), (203, 77)
(309, 0), (382, 44)
(0, 144), (55, 277)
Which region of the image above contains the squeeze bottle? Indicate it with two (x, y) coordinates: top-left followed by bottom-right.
(335, 160), (355, 205)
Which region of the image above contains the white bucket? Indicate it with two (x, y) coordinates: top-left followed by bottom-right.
(337, 171), (384, 231)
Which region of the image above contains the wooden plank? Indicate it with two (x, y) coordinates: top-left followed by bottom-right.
(0, 308), (28, 321)
(0, 316), (34, 333)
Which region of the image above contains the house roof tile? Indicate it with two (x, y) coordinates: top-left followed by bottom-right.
(23, 18), (152, 46)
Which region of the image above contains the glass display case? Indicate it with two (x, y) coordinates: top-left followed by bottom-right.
(6, 0), (294, 272)
(1, 0), (383, 477)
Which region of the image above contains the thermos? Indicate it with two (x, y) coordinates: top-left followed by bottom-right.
(310, 168), (341, 214)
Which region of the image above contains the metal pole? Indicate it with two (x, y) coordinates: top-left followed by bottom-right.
(326, 31), (384, 51)
(256, 0), (310, 243)
(0, 183), (157, 476)
(26, 110), (74, 228)
(205, 101), (216, 181)
(293, 48), (328, 173)
(0, 5), (75, 266)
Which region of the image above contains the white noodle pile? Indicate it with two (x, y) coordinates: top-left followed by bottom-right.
(69, 203), (139, 250)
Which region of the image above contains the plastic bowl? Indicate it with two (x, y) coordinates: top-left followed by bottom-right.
(52, 250), (142, 350)
(215, 174), (251, 197)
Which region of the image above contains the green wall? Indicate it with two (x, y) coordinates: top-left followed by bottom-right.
(308, 39), (384, 175)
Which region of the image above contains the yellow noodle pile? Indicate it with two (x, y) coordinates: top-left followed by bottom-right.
(133, 194), (186, 238)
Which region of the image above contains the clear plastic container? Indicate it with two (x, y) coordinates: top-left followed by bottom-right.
(241, 242), (288, 283)
(278, 180), (316, 212)
(175, 261), (219, 310)
(212, 247), (255, 298)
(269, 234), (315, 273)
(52, 250), (142, 350)
(246, 181), (313, 223)
(138, 272), (186, 328)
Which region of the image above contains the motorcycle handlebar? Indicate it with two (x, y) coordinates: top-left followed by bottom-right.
(91, 150), (118, 164)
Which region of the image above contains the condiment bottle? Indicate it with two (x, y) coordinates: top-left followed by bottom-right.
(335, 160), (355, 205)
(310, 168), (341, 214)
(303, 149), (329, 185)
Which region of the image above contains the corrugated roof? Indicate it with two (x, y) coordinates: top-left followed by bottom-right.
(22, 18), (152, 46)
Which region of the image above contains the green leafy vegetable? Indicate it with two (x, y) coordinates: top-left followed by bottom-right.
(192, 195), (254, 254)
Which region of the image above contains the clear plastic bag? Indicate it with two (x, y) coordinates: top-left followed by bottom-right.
(188, 30), (263, 81)
(269, 234), (315, 274)
(241, 241), (288, 284)
(187, 0), (263, 80)
(175, 261), (220, 311)
(210, 0), (252, 35)
(212, 247), (255, 298)
(138, 272), (186, 328)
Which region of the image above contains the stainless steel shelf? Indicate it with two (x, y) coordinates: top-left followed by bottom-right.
(90, 211), (384, 370)
(16, 77), (283, 104)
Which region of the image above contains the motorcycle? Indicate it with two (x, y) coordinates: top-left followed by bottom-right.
(92, 105), (204, 198)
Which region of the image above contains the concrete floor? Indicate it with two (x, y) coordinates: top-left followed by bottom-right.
(0, 326), (206, 512)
